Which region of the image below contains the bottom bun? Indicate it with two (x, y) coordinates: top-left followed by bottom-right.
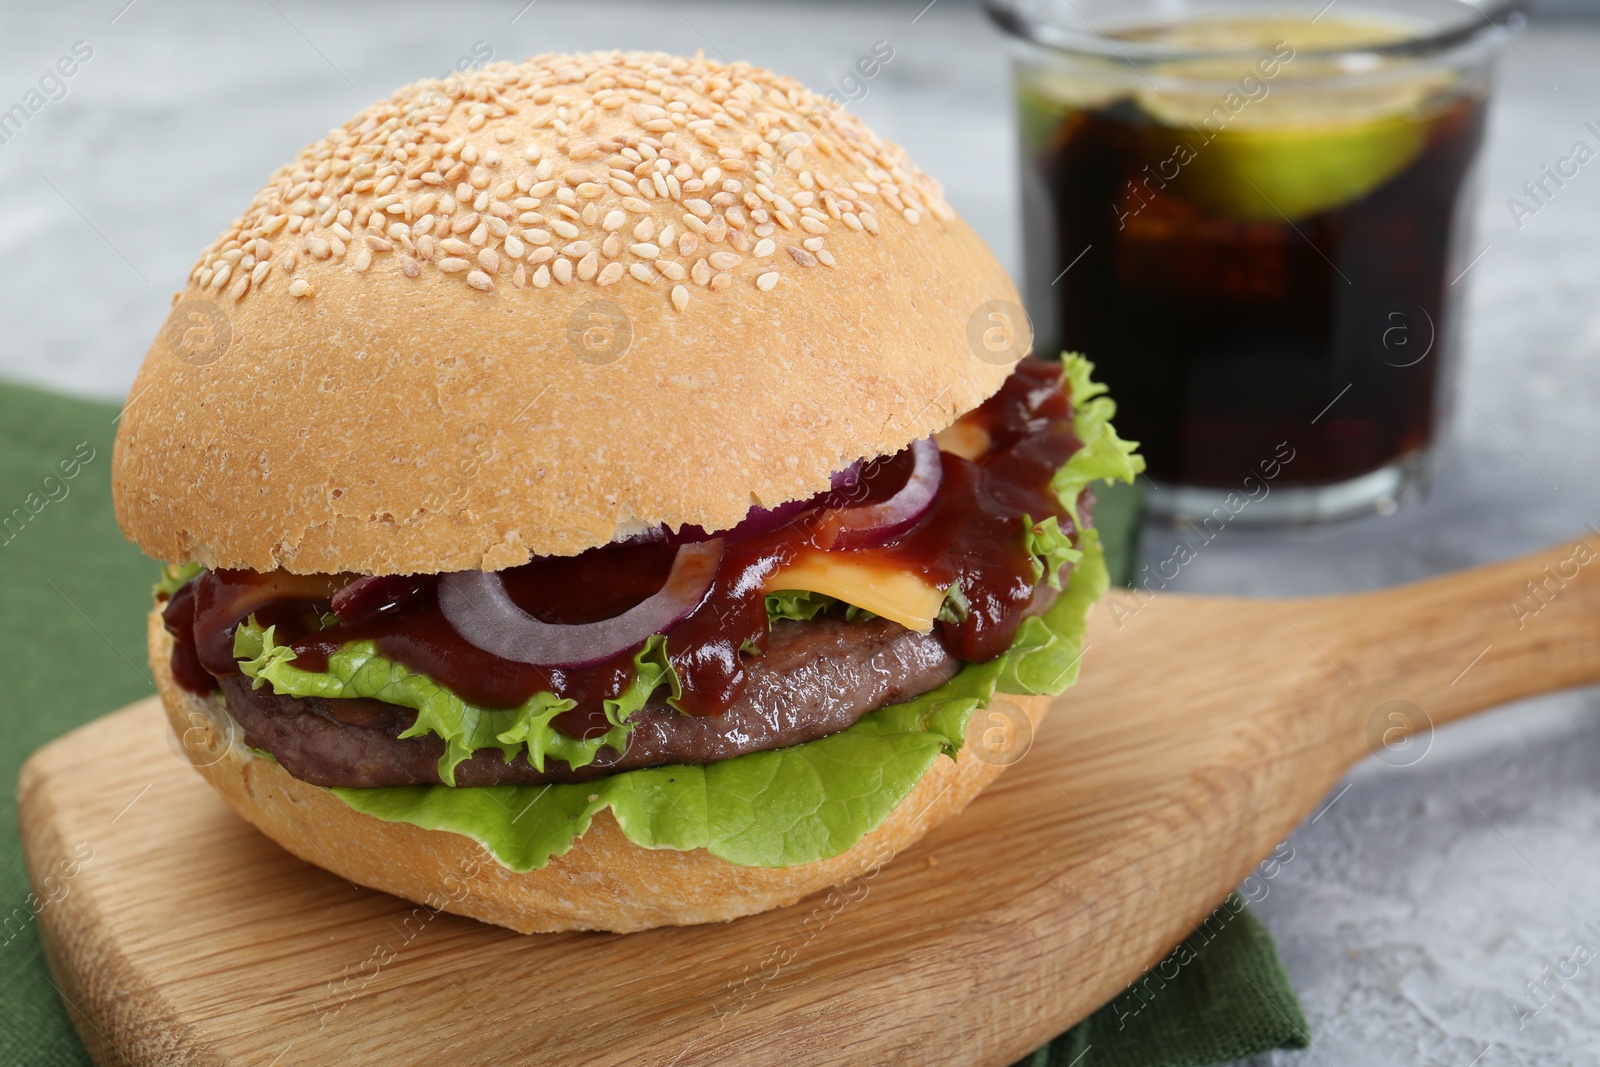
(150, 609), (1048, 933)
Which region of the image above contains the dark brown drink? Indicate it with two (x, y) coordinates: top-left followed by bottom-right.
(1002, 11), (1505, 517)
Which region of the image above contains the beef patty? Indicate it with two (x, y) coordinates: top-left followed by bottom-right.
(222, 614), (969, 788)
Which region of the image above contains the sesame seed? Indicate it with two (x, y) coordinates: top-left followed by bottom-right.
(658, 260), (686, 281)
(438, 257), (470, 273)
(753, 238), (776, 258)
(788, 246), (816, 267)
(479, 248), (500, 274)
(553, 257), (573, 284)
(671, 284), (689, 311)
(289, 278), (312, 297)
(710, 272), (732, 291)
(597, 261), (625, 286)
(602, 210), (626, 231)
(577, 250), (599, 280)
(756, 271), (779, 291)
(629, 262), (655, 284)
(551, 219), (579, 239)
(708, 251), (740, 270)
(691, 258), (711, 286)
(532, 263), (551, 287)
(631, 243), (660, 259)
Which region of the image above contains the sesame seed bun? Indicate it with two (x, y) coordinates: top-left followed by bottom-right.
(150, 610), (1045, 932)
(112, 51), (1025, 575)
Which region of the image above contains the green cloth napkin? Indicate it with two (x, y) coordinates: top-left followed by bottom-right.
(0, 380), (1308, 1066)
(0, 381), (158, 1067)
(1013, 894), (1310, 1067)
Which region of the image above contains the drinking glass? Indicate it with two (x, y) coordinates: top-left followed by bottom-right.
(987, 0), (1523, 522)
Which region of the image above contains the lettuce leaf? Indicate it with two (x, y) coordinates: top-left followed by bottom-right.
(937, 581), (969, 625)
(153, 561), (201, 599)
(765, 588), (884, 625)
(324, 354), (1138, 871)
(1023, 515), (1081, 591)
(1052, 355), (1146, 530)
(235, 624), (674, 786)
(765, 588), (836, 623)
(768, 586), (972, 627)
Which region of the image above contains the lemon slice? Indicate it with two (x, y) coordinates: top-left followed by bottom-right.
(1128, 14), (1453, 220)
(1146, 100), (1432, 220)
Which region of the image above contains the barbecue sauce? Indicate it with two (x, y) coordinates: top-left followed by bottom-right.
(166, 357), (1088, 736)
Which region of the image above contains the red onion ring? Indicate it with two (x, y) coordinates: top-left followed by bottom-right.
(817, 437), (943, 549)
(193, 570), (344, 675)
(438, 539), (725, 669)
(332, 575), (432, 627)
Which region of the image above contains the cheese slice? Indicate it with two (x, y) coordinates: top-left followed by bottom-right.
(934, 420), (990, 461)
(764, 552), (945, 633)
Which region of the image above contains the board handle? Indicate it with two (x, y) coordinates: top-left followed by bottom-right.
(1299, 531), (1600, 753)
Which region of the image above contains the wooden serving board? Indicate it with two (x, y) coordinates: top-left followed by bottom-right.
(20, 537), (1600, 1066)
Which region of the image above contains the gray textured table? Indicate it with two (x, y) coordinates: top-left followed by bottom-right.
(3, 2), (1598, 1064)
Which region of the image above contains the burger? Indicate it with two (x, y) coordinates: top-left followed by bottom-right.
(112, 51), (1142, 933)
